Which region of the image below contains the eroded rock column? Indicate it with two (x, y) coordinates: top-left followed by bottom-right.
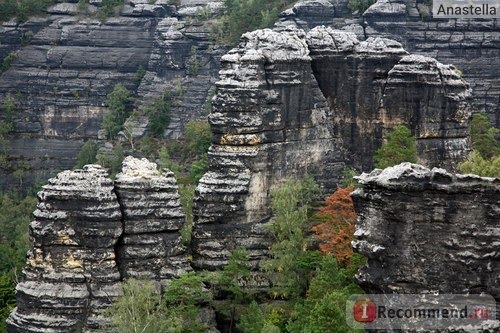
(7, 165), (123, 333)
(114, 156), (191, 284)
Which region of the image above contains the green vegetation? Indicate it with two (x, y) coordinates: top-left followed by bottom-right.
(263, 176), (321, 299)
(101, 84), (131, 140)
(105, 273), (212, 333)
(347, 0), (376, 13)
(459, 113), (500, 177)
(135, 65), (146, 85)
(374, 125), (417, 169)
(105, 176), (364, 333)
(0, 0), (56, 22)
(215, 0), (296, 44)
(146, 94), (172, 137)
(96, 143), (124, 178)
(0, 193), (37, 333)
(74, 140), (98, 169)
(1, 53), (16, 73)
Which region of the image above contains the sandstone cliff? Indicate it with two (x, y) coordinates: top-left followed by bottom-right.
(352, 163), (499, 331)
(0, 0), (226, 191)
(192, 26), (472, 270)
(7, 156), (191, 332)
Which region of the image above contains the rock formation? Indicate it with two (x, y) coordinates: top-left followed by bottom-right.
(7, 165), (123, 332)
(352, 163), (499, 329)
(192, 27), (346, 270)
(192, 26), (472, 269)
(7, 156), (191, 332)
(114, 156), (190, 283)
(0, 0), (226, 192)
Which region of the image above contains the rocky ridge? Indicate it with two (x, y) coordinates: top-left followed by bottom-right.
(191, 25), (471, 269)
(7, 156), (191, 332)
(352, 162), (499, 330)
(0, 0), (226, 191)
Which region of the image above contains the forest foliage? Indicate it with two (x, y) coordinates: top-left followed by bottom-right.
(105, 177), (365, 333)
(459, 113), (500, 178)
(374, 125), (417, 169)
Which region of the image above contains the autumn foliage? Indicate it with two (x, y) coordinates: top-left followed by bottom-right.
(311, 186), (357, 266)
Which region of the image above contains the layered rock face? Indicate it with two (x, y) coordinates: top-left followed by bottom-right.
(352, 163), (499, 313)
(308, 26), (471, 171)
(362, 0), (500, 126)
(192, 27), (346, 270)
(192, 26), (471, 270)
(7, 156), (190, 332)
(114, 156), (190, 283)
(0, 0), (226, 191)
(7, 165), (123, 332)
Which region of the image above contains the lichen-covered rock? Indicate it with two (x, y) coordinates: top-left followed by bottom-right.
(352, 163), (499, 312)
(192, 27), (346, 270)
(7, 165), (123, 333)
(114, 156), (191, 283)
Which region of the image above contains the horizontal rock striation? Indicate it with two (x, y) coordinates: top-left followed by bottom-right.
(307, 26), (471, 171)
(7, 165), (123, 332)
(192, 27), (346, 270)
(362, 0), (500, 126)
(352, 163), (499, 319)
(7, 157), (191, 332)
(114, 156), (190, 283)
(0, 0), (226, 192)
(192, 25), (472, 271)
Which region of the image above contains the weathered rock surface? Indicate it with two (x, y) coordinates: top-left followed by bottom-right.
(192, 26), (471, 270)
(114, 156), (190, 283)
(192, 27), (346, 270)
(362, 0), (499, 126)
(7, 165), (123, 332)
(7, 157), (193, 332)
(352, 163), (499, 320)
(0, 0), (226, 192)
(307, 26), (471, 171)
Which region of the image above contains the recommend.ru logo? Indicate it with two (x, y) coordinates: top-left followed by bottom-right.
(346, 294), (498, 330)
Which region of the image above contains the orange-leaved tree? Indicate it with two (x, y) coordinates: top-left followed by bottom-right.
(311, 186), (357, 266)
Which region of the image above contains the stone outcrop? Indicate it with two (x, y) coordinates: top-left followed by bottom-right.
(361, 0), (500, 127)
(191, 27), (346, 270)
(0, 0), (226, 192)
(114, 156), (190, 283)
(7, 157), (192, 332)
(7, 165), (123, 332)
(352, 163), (499, 323)
(192, 26), (471, 270)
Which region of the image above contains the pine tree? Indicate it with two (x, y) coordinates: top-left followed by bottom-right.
(374, 125), (417, 169)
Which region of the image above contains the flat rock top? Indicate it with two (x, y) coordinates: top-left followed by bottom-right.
(119, 156), (161, 178)
(356, 162), (499, 189)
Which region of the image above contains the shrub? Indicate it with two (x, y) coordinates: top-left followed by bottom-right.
(374, 125), (417, 169)
(347, 0), (376, 13)
(469, 113), (500, 159)
(184, 120), (212, 156)
(459, 151), (500, 178)
(146, 95), (171, 137)
(1, 52), (16, 73)
(74, 141), (98, 169)
(101, 84), (131, 139)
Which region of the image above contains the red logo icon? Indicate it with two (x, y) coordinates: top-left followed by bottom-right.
(353, 299), (377, 322)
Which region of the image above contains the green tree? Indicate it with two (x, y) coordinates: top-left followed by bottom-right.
(374, 125), (417, 169)
(263, 176), (321, 299)
(146, 94), (171, 137)
(184, 120), (212, 156)
(96, 143), (124, 178)
(459, 113), (500, 177)
(469, 113), (500, 159)
(3, 94), (15, 132)
(459, 151), (500, 178)
(74, 140), (98, 169)
(102, 84), (131, 139)
(347, 0), (376, 13)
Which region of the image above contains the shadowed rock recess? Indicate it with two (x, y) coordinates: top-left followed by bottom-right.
(7, 157), (190, 333)
(352, 163), (499, 330)
(192, 26), (471, 270)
